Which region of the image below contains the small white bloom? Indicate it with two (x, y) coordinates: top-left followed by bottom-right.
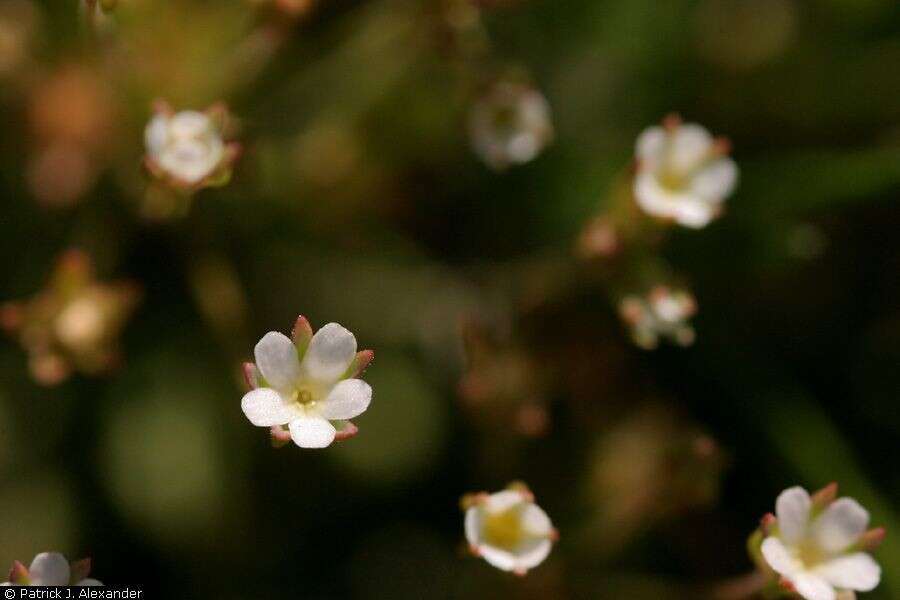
(761, 486), (882, 600)
(144, 109), (225, 185)
(463, 484), (557, 575)
(2, 552), (103, 586)
(633, 115), (738, 228)
(241, 319), (373, 449)
(619, 286), (697, 349)
(469, 81), (553, 170)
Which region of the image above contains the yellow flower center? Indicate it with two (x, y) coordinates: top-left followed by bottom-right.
(482, 507), (526, 550)
(795, 538), (828, 568)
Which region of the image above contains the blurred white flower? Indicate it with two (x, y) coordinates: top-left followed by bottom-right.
(469, 81), (553, 170)
(241, 316), (373, 449)
(144, 103), (238, 189)
(619, 286), (697, 349)
(760, 486), (882, 600)
(633, 114), (737, 228)
(2, 552), (102, 586)
(463, 483), (557, 575)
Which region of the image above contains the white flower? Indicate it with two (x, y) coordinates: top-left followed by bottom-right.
(144, 108), (226, 185)
(469, 81), (554, 170)
(2, 552), (102, 586)
(633, 115), (738, 228)
(619, 286), (697, 349)
(241, 318), (373, 449)
(463, 483), (557, 575)
(760, 486), (882, 600)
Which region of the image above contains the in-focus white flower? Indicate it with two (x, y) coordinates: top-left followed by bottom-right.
(633, 114), (738, 228)
(759, 485), (883, 600)
(2, 552), (102, 586)
(463, 482), (558, 575)
(241, 316), (373, 449)
(144, 102), (238, 189)
(619, 286), (697, 349)
(469, 81), (553, 170)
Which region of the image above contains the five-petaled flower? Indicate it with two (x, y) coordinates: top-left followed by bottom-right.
(462, 482), (558, 575)
(241, 316), (374, 449)
(633, 114), (738, 228)
(757, 484), (883, 600)
(2, 552), (102, 586)
(144, 101), (240, 191)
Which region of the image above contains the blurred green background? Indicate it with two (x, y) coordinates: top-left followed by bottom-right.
(1, 0), (899, 597)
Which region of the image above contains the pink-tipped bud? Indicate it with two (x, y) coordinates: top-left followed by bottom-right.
(513, 567), (527, 577)
(712, 137), (732, 157)
(779, 577), (796, 593)
(507, 481), (534, 502)
(334, 421), (359, 441)
(292, 315), (313, 354)
(548, 528), (560, 542)
(468, 543), (481, 557)
(812, 482), (839, 509)
(663, 113), (683, 132)
(460, 492), (488, 510)
(760, 512), (777, 536)
(8, 560), (29, 584)
(857, 527), (886, 552)
(270, 425), (292, 448)
(346, 350), (374, 379)
(242, 362), (259, 390)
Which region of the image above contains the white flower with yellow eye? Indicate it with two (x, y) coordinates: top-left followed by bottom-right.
(633, 114), (737, 228)
(462, 483), (558, 575)
(241, 316), (373, 449)
(760, 485), (883, 600)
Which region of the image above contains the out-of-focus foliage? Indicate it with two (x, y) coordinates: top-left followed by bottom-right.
(0, 0), (898, 598)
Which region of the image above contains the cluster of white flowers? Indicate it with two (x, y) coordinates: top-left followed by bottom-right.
(759, 485), (882, 600)
(633, 114), (738, 229)
(2, 553), (102, 587)
(619, 286), (697, 350)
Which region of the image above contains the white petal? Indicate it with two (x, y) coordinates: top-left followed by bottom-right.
(254, 332), (301, 391)
(813, 498), (869, 553)
(478, 544), (517, 572)
(668, 123), (713, 175)
(319, 379), (372, 420)
(29, 553), (70, 586)
(761, 537), (803, 577)
(77, 579), (104, 586)
(520, 503), (553, 537)
(289, 417), (337, 449)
(144, 114), (169, 156)
(464, 507), (481, 547)
(513, 538), (553, 571)
(776, 486), (812, 545)
(691, 158), (737, 201)
(169, 111), (211, 137)
(636, 126), (667, 164)
(485, 490), (524, 513)
(793, 573), (836, 600)
(634, 175), (716, 228)
(814, 553), (880, 592)
(241, 388), (297, 427)
(301, 323), (357, 383)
